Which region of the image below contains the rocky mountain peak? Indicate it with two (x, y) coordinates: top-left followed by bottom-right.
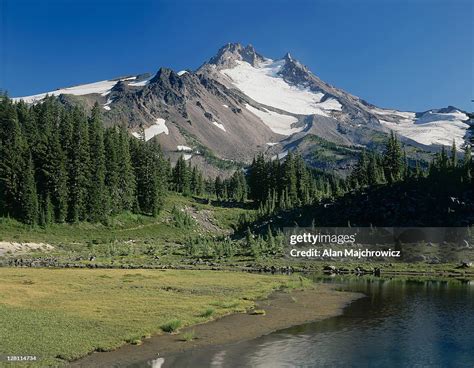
(437, 106), (461, 114)
(283, 52), (293, 62)
(277, 53), (313, 86)
(114, 79), (136, 93)
(207, 42), (266, 69)
(149, 67), (182, 86)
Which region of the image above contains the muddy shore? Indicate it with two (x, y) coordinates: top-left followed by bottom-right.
(70, 284), (362, 367)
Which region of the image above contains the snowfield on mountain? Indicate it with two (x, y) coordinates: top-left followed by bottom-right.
(13, 43), (472, 174)
(221, 59), (340, 116)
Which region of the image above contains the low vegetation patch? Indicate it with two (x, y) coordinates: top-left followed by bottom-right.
(160, 319), (182, 333)
(199, 307), (215, 318)
(0, 268), (300, 367)
(180, 329), (196, 341)
(211, 300), (240, 309)
(125, 336), (142, 345)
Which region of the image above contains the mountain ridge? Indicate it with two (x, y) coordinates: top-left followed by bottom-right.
(12, 42), (473, 176)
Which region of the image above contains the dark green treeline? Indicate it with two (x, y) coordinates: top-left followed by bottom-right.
(249, 131), (473, 217)
(1, 95), (472, 225)
(246, 151), (344, 214)
(0, 96), (173, 224)
(0, 95), (251, 225)
(347, 131), (473, 189)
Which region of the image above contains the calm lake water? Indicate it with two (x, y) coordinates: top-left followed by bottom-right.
(157, 276), (474, 368)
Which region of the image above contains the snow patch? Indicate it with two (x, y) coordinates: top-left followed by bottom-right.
(131, 118), (169, 141)
(371, 107), (416, 120)
(103, 97), (114, 111)
(246, 104), (303, 135)
(183, 154), (192, 161)
(376, 109), (470, 148)
(177, 70), (188, 76)
(128, 76), (152, 87)
(212, 121), (226, 132)
(177, 145), (192, 152)
(318, 97), (342, 111)
(222, 104), (229, 108)
(221, 60), (337, 116)
(266, 142), (278, 146)
(271, 150), (289, 161)
(13, 79), (131, 103)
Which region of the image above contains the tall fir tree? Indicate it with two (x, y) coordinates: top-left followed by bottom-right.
(0, 97), (25, 218)
(382, 131), (404, 184)
(172, 155), (191, 195)
(68, 108), (91, 222)
(450, 140), (457, 168)
(117, 128), (136, 211)
(104, 128), (121, 214)
(19, 153), (38, 225)
(88, 103), (107, 222)
(463, 145), (472, 182)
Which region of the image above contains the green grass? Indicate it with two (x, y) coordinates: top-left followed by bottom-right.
(125, 336), (143, 345)
(0, 268), (301, 367)
(180, 330), (196, 341)
(199, 307), (215, 318)
(0, 193), (257, 268)
(160, 319), (182, 333)
(0, 193), (240, 245)
(210, 300), (240, 309)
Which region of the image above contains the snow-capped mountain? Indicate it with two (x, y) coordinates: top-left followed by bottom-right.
(13, 43), (472, 174)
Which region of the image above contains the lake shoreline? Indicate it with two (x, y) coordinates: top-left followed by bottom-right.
(69, 284), (363, 368)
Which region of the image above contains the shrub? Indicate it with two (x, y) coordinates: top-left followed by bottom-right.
(160, 319), (181, 333)
(171, 206), (194, 229)
(199, 308), (214, 318)
(181, 330), (196, 341)
(125, 336), (142, 345)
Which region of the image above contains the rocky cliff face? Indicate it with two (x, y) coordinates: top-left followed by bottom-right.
(13, 43), (472, 176)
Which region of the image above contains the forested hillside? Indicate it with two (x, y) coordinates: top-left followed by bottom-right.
(246, 137), (473, 230)
(0, 96), (169, 224)
(1, 95), (472, 229)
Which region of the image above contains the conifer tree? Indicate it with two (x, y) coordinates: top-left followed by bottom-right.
(172, 155), (191, 195)
(248, 153), (267, 204)
(350, 150), (368, 188)
(438, 146), (449, 171)
(104, 129), (121, 214)
(463, 145), (472, 182)
(282, 151), (298, 205)
(450, 140), (457, 168)
(0, 97), (25, 218)
(383, 131), (404, 184)
(214, 176), (224, 200)
(19, 152), (38, 224)
(88, 103), (107, 222)
(49, 128), (68, 222)
(117, 128), (136, 210)
(367, 152), (379, 185)
(68, 108), (91, 222)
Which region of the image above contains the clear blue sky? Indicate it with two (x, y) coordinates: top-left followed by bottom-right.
(1, 0), (472, 111)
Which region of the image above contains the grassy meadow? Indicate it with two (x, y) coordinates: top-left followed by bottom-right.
(0, 268), (306, 367)
(1, 192), (472, 275)
(0, 193), (255, 267)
